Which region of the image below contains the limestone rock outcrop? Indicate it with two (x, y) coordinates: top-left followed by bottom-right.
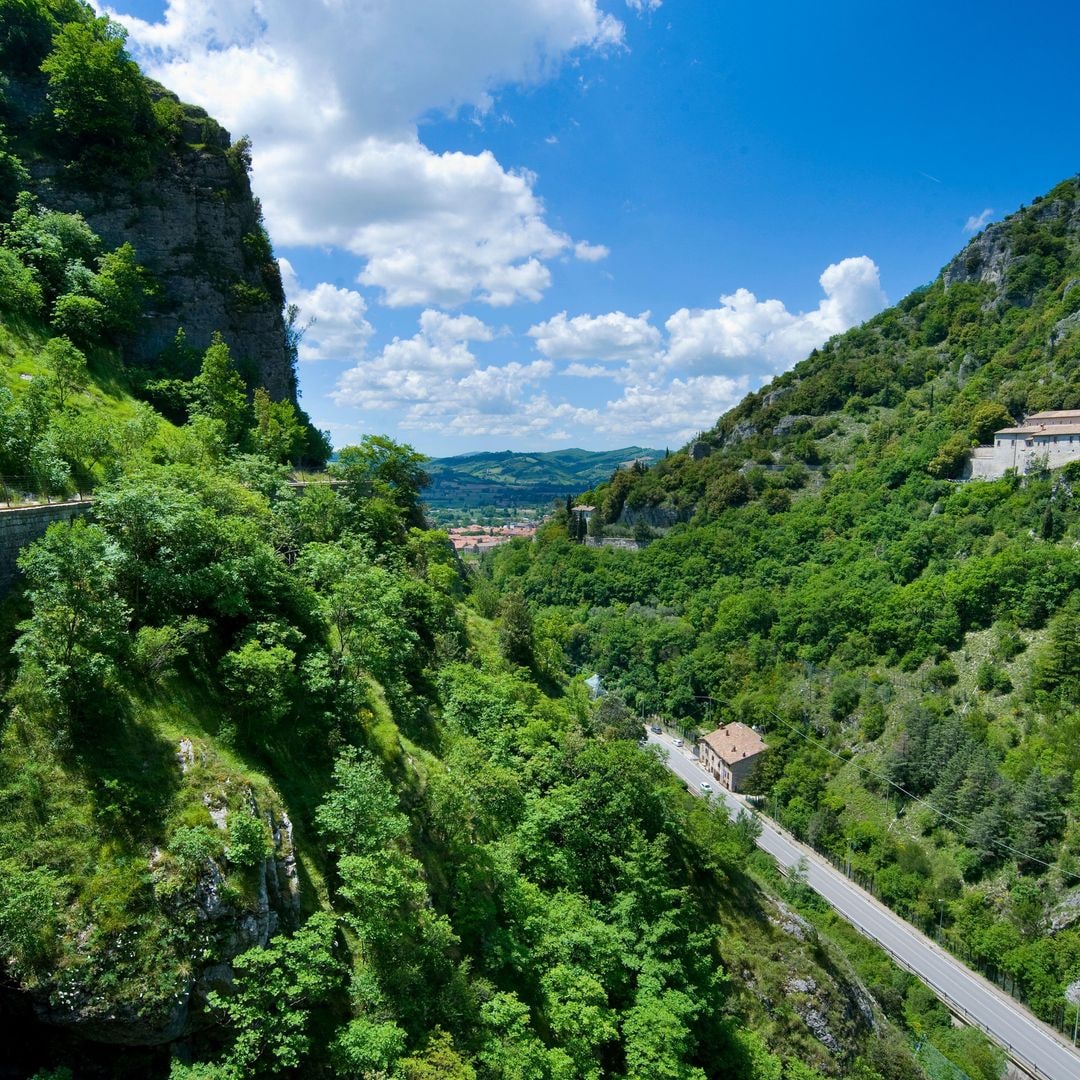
(30, 115), (296, 401)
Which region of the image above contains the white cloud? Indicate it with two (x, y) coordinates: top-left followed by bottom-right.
(596, 374), (748, 438)
(418, 309), (495, 346)
(528, 309), (661, 361)
(278, 258), (373, 362)
(333, 310), (496, 410)
(964, 208), (994, 233)
(333, 316), (556, 437)
(326, 256), (887, 446)
(626, 0), (663, 12)
(109, 0), (622, 308)
(574, 240), (610, 262)
(664, 256), (886, 375)
(564, 363), (616, 378)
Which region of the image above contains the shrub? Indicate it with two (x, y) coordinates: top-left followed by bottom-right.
(170, 825), (221, 874)
(226, 813), (269, 868)
(0, 246), (42, 314)
(51, 292), (105, 344)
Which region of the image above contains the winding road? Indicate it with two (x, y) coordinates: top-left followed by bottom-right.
(645, 729), (1080, 1080)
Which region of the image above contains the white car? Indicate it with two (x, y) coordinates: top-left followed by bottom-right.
(700, 781), (713, 794)
(674, 738), (684, 747)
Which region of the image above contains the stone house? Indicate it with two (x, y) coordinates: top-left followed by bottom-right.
(697, 722), (768, 793)
(966, 410), (1080, 479)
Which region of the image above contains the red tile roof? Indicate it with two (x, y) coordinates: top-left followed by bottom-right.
(700, 722), (768, 763)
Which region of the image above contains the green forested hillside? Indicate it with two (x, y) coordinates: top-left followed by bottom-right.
(424, 447), (662, 520)
(488, 177), (1080, 1032)
(428, 447), (662, 488)
(0, 4), (966, 1079)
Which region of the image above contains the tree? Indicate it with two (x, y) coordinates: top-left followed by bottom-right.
(0, 246), (42, 314)
(0, 0), (74, 75)
(40, 15), (158, 168)
(251, 387), (304, 464)
(4, 194), (100, 302)
(593, 692), (643, 742)
(1032, 593), (1080, 707)
(204, 914), (341, 1076)
(50, 409), (112, 475)
(92, 241), (144, 337)
(927, 433), (972, 479)
(13, 520), (129, 720)
(190, 333), (249, 446)
(220, 631), (297, 739)
(968, 402), (1014, 444)
(315, 747), (407, 856)
(50, 292), (105, 345)
(395, 1029), (476, 1080)
(331, 1017), (407, 1077)
(499, 590), (534, 666)
(334, 435), (430, 536)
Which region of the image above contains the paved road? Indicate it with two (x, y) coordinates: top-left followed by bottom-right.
(645, 730), (1080, 1080)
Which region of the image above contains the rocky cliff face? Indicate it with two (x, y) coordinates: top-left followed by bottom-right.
(30, 736), (302, 1047)
(24, 96), (296, 402)
(943, 178), (1080, 308)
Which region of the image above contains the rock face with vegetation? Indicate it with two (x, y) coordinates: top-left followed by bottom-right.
(32, 109), (296, 401)
(1, 0), (296, 402)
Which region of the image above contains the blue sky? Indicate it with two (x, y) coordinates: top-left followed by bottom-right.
(105, 1), (1080, 455)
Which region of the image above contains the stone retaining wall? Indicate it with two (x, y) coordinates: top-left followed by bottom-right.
(0, 501), (93, 592)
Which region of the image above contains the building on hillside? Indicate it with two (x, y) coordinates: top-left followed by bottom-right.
(697, 722), (768, 793)
(570, 504), (595, 541)
(584, 673), (604, 699)
(966, 410), (1080, 480)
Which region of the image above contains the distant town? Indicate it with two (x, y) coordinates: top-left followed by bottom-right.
(446, 521), (540, 555)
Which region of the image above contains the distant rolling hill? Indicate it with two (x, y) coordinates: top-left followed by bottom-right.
(424, 446), (663, 511)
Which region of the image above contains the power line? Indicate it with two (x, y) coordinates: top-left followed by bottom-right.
(765, 708), (1080, 884)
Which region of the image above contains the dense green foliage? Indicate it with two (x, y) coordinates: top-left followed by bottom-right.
(1, 424), (921, 1077)
(2, 6), (1071, 1077)
(488, 177), (1080, 1036)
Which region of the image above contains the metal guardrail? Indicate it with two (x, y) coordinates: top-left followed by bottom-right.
(648, 734), (1074, 1080)
(750, 803), (1065, 1080)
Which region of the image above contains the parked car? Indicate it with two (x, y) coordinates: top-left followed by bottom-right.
(700, 781), (713, 793)
(674, 738), (684, 747)
(649, 724), (662, 734)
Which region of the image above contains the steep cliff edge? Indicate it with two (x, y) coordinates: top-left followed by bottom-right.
(1, 8), (296, 403)
(31, 102), (297, 402)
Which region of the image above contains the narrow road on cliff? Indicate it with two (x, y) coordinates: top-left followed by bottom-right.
(645, 729), (1080, 1080)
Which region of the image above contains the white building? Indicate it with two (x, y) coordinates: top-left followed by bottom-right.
(965, 410), (1080, 480)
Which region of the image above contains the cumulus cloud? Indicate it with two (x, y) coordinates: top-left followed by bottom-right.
(664, 256), (886, 376)
(108, 0), (622, 308)
(564, 363), (616, 378)
(325, 255), (884, 446)
(964, 208), (994, 233)
(278, 259), (373, 362)
(526, 258), (886, 444)
(596, 374), (748, 437)
(333, 312), (555, 437)
(528, 310), (661, 361)
(574, 240), (610, 262)
(333, 310), (508, 415)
